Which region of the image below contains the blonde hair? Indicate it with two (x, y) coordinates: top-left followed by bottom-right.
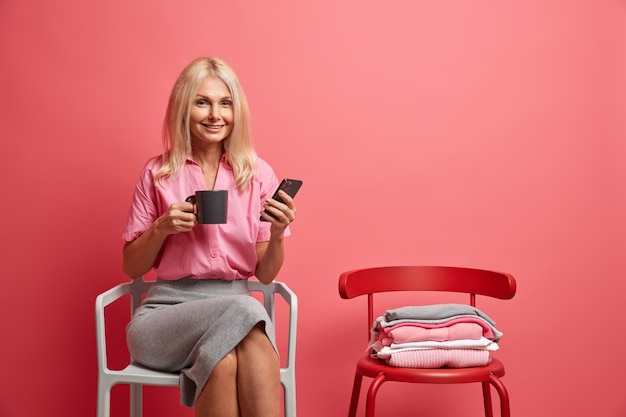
(155, 57), (257, 189)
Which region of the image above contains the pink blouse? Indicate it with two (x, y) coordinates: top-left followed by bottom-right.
(123, 155), (288, 280)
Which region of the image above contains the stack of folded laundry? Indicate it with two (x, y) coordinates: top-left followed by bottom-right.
(367, 303), (503, 368)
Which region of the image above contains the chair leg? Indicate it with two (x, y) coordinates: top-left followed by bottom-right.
(130, 383), (143, 417)
(348, 373), (363, 417)
(96, 384), (111, 417)
(488, 374), (510, 417)
(282, 378), (297, 417)
(482, 381), (494, 417)
(365, 373), (386, 417)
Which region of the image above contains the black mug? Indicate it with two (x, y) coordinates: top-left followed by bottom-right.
(186, 190), (228, 224)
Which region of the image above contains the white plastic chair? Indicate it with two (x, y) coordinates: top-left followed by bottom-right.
(96, 278), (298, 417)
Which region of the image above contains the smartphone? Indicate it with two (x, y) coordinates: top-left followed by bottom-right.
(260, 178), (303, 221)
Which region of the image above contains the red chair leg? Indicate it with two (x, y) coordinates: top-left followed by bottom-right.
(348, 373), (363, 417)
(488, 374), (510, 417)
(365, 373), (386, 417)
(482, 381), (494, 417)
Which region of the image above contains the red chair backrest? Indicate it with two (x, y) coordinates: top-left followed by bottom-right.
(338, 266), (517, 338)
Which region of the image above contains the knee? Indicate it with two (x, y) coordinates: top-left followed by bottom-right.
(240, 323), (269, 347)
(238, 324), (277, 360)
(211, 349), (238, 379)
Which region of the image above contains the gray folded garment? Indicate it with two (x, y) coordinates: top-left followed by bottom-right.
(385, 303), (496, 325)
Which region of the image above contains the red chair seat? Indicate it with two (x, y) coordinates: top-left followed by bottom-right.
(356, 355), (505, 384)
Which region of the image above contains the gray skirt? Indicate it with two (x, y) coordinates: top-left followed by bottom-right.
(126, 278), (277, 407)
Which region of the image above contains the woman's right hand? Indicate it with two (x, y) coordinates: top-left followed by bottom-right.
(122, 201), (197, 279)
(153, 201), (198, 236)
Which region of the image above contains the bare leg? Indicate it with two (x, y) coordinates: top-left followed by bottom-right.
(236, 323), (281, 417)
(195, 323), (280, 417)
(195, 350), (239, 417)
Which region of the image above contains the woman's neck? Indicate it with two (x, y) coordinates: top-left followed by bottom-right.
(192, 142), (223, 165)
(192, 144), (224, 189)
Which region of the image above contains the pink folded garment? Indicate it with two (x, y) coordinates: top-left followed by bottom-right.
(381, 316), (497, 340)
(384, 349), (491, 369)
(387, 322), (483, 344)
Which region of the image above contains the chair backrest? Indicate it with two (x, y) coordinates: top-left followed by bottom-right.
(96, 277), (298, 375)
(338, 266), (516, 339)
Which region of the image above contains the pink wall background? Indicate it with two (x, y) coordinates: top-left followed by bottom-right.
(1, 0), (625, 416)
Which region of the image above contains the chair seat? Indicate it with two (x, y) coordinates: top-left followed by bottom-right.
(100, 363), (180, 387)
(356, 355), (505, 384)
(122, 363), (181, 383)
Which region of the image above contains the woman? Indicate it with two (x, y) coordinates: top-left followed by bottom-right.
(122, 57), (296, 417)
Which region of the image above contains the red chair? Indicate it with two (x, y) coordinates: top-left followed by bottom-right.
(338, 266), (516, 417)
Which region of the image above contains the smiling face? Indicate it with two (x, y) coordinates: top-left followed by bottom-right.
(189, 76), (234, 150)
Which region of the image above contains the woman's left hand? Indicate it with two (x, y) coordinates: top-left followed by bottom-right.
(260, 190), (297, 232)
